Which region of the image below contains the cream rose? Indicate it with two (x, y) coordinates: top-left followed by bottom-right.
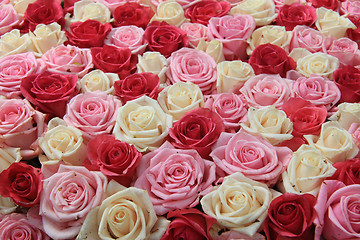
(201, 172), (272, 237)
(157, 82), (204, 121)
(304, 121), (359, 163)
(196, 39), (225, 64)
(315, 7), (356, 39)
(80, 69), (118, 94)
(66, 0), (111, 25)
(279, 144), (336, 196)
(0, 196), (17, 215)
(230, 0), (277, 26)
(137, 51), (168, 84)
(10, 0), (36, 19)
(0, 146), (21, 173)
(329, 103), (360, 130)
(113, 95), (173, 152)
(151, 0), (186, 27)
(217, 60), (255, 93)
(0, 29), (34, 58)
(240, 106), (293, 145)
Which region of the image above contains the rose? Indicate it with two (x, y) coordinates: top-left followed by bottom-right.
(309, 0), (339, 10)
(113, 95), (173, 152)
(166, 48), (217, 95)
(347, 15), (360, 47)
(180, 23), (210, 48)
(137, 51), (168, 84)
(40, 164), (107, 240)
(217, 231), (266, 240)
(152, 0), (186, 27)
(63, 0), (77, 13)
(95, 0), (130, 13)
(63, 91), (121, 142)
(264, 193), (317, 240)
(201, 173), (272, 237)
(0, 29), (33, 58)
(0, 147), (21, 174)
(239, 74), (294, 109)
(168, 108), (225, 159)
(279, 144), (336, 195)
(80, 69), (118, 94)
(329, 158), (360, 185)
(161, 208), (217, 240)
(8, 0), (37, 19)
(205, 93), (247, 132)
(184, 0), (230, 25)
(112, 2), (154, 29)
(341, 0), (360, 16)
(349, 123), (360, 149)
(333, 65), (360, 103)
(326, 37), (360, 67)
(329, 103), (360, 130)
(277, 3), (316, 31)
(0, 196), (17, 215)
(0, 4), (19, 35)
(290, 26), (331, 53)
(66, 0), (111, 24)
(196, 39), (225, 63)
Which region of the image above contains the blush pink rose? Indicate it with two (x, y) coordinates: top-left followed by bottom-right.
(207, 14), (256, 60)
(166, 48), (217, 95)
(104, 25), (147, 55)
(326, 37), (360, 67)
(0, 4), (19, 36)
(40, 164), (107, 240)
(63, 91), (121, 142)
(180, 22), (210, 48)
(0, 52), (44, 98)
(210, 129), (292, 186)
(134, 142), (215, 215)
(290, 25), (332, 53)
(341, 0), (360, 17)
(41, 45), (93, 78)
(349, 123), (360, 149)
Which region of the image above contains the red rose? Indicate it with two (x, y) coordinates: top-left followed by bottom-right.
(85, 134), (141, 187)
(347, 15), (360, 48)
(113, 2), (154, 29)
(91, 45), (137, 79)
(63, 0), (80, 14)
(20, 71), (78, 117)
(264, 193), (316, 240)
(0, 162), (43, 207)
(144, 21), (189, 58)
(185, 0), (231, 25)
(249, 43), (297, 77)
(308, 0), (339, 10)
(328, 158), (360, 185)
(277, 3), (317, 31)
(114, 72), (160, 104)
(161, 208), (217, 240)
(65, 19), (112, 48)
(168, 108), (225, 159)
(333, 65), (360, 103)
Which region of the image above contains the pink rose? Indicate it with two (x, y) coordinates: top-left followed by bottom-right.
(41, 45), (93, 78)
(210, 130), (292, 186)
(134, 142), (215, 215)
(326, 37), (360, 67)
(207, 14), (256, 60)
(40, 164), (107, 240)
(180, 22), (210, 47)
(104, 25), (147, 55)
(0, 4), (19, 35)
(273, 0), (307, 11)
(63, 91), (121, 142)
(341, 0), (360, 17)
(204, 93), (247, 132)
(0, 52), (44, 98)
(349, 123), (360, 149)
(239, 74), (294, 109)
(290, 25), (332, 53)
(166, 48), (217, 95)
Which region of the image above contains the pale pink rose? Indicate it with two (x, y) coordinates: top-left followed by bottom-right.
(0, 98), (45, 159)
(326, 37), (360, 67)
(210, 130), (292, 186)
(166, 47), (217, 95)
(41, 45), (93, 78)
(0, 52), (44, 98)
(204, 93), (247, 132)
(94, 0), (137, 12)
(290, 25), (332, 53)
(208, 14), (256, 60)
(293, 75), (341, 110)
(180, 22), (210, 47)
(349, 122), (360, 150)
(134, 141), (215, 215)
(341, 0), (360, 16)
(0, 213), (49, 240)
(239, 74), (294, 109)
(0, 4), (19, 36)
(104, 25), (147, 55)
(40, 164), (107, 240)
(64, 91), (121, 142)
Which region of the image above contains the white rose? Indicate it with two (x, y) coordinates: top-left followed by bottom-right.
(278, 144), (336, 196)
(304, 121), (359, 163)
(80, 69), (118, 94)
(230, 0), (277, 26)
(240, 106), (293, 145)
(137, 52), (168, 84)
(0, 146), (21, 173)
(315, 7), (356, 39)
(66, 0), (111, 25)
(38, 118), (87, 166)
(0, 29), (34, 58)
(113, 95), (173, 152)
(201, 172), (272, 238)
(157, 82), (204, 121)
(151, 0), (186, 27)
(329, 103), (360, 130)
(217, 60), (254, 93)
(196, 39), (225, 63)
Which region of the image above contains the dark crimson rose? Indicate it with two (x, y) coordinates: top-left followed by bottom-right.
(264, 193), (316, 240)
(328, 158), (360, 185)
(277, 3), (317, 31)
(161, 208), (217, 240)
(249, 43), (296, 77)
(65, 19), (112, 48)
(20, 71), (78, 117)
(114, 72), (160, 103)
(307, 0), (339, 10)
(185, 0), (231, 25)
(113, 2), (154, 29)
(168, 108), (225, 159)
(85, 134), (142, 187)
(347, 15), (360, 48)
(0, 162), (43, 207)
(91, 45), (137, 79)
(333, 65), (360, 103)
(144, 21), (189, 58)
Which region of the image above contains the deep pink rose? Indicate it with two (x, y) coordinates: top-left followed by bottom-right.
(333, 65), (360, 103)
(328, 158), (360, 185)
(112, 2), (154, 29)
(95, 0), (134, 13)
(0, 4), (19, 35)
(290, 26), (331, 53)
(308, 0), (339, 11)
(277, 3), (317, 31)
(184, 0), (231, 25)
(347, 15), (360, 47)
(326, 37), (360, 67)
